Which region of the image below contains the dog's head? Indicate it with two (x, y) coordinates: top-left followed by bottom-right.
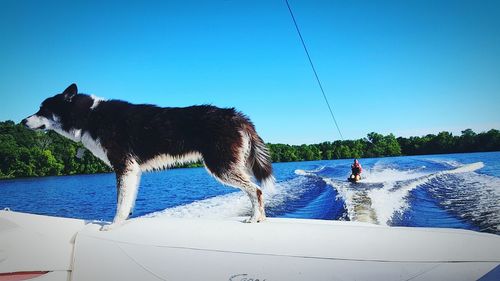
(22, 84), (80, 131)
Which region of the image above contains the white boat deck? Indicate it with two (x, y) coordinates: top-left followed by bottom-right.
(1, 210), (499, 280)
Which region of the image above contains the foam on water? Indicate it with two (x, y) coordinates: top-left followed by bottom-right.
(425, 170), (500, 233)
(368, 178), (428, 225)
(370, 162), (485, 225)
(295, 162), (485, 226)
(144, 192), (251, 219)
(361, 166), (429, 183)
(324, 178), (378, 223)
(145, 176), (312, 219)
(294, 169), (311, 177)
(296, 164), (430, 224)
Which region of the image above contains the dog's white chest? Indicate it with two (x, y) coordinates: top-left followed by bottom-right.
(81, 133), (111, 167)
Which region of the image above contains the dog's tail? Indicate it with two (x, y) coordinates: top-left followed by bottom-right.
(245, 126), (275, 192)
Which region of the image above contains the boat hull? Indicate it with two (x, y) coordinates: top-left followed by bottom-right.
(1, 210), (499, 280)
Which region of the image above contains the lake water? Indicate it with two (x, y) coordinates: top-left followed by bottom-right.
(1, 152), (499, 234)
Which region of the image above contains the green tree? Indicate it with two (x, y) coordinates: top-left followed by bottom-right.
(383, 134), (402, 156)
(459, 129), (476, 152)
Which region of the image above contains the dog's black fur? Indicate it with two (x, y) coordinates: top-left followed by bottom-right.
(23, 84), (273, 229)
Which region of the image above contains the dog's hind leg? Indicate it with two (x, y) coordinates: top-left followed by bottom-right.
(102, 160), (142, 231)
(240, 181), (265, 223)
(213, 169), (266, 223)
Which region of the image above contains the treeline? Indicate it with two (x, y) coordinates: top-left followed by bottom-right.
(269, 132), (401, 162)
(397, 129), (500, 155)
(268, 129), (500, 162)
(0, 120), (499, 179)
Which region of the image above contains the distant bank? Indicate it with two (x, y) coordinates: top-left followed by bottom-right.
(1, 120), (499, 179)
(268, 129), (499, 162)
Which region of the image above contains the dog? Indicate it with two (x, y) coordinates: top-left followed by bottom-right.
(22, 84), (274, 230)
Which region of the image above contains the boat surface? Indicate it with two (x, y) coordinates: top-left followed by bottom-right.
(1, 210), (499, 280)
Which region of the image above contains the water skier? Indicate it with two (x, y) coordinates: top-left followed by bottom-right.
(349, 159), (362, 182)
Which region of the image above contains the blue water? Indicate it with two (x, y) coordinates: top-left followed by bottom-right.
(1, 152), (499, 235)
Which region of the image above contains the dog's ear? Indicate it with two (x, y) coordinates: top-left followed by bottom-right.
(63, 83), (78, 102)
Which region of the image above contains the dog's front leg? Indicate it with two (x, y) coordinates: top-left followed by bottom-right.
(101, 162), (141, 231)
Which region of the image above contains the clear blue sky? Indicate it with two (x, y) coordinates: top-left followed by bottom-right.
(1, 0), (499, 144)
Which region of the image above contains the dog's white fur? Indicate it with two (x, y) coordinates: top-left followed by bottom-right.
(90, 95), (106, 110)
(139, 152), (203, 172)
(102, 160), (141, 231)
(80, 133), (111, 166)
(25, 115), (52, 130)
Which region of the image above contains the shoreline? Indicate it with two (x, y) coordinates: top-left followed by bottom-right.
(1, 150), (498, 181)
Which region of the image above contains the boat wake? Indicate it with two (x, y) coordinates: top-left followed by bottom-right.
(145, 159), (499, 234)
(424, 171), (500, 233)
(295, 162), (490, 228)
(145, 175), (347, 221)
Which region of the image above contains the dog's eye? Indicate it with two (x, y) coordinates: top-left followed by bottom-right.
(38, 107), (52, 118)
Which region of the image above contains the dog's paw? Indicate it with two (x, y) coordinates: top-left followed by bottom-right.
(100, 223), (119, 231)
(244, 217), (260, 223)
(244, 213), (267, 223)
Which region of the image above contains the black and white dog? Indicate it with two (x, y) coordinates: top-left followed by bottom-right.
(22, 84), (274, 230)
